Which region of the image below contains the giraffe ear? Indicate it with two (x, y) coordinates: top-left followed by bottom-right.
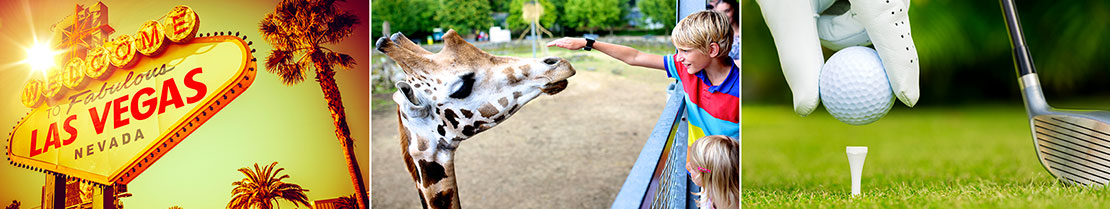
(395, 81), (423, 106)
(395, 81), (432, 118)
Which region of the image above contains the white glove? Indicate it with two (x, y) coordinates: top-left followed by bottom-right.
(755, 0), (920, 116)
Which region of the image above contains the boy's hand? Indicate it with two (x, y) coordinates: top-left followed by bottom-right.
(546, 38), (586, 50)
(756, 0), (920, 116)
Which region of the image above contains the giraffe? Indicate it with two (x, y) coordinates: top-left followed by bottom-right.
(375, 29), (575, 209)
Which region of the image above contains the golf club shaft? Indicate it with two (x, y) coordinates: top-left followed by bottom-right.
(1001, 0), (1037, 76)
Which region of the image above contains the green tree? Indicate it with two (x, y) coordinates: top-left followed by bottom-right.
(490, 0), (511, 12)
(436, 0), (494, 35)
(638, 0), (676, 32)
(506, 0), (557, 34)
(258, 0), (368, 208)
(371, 0), (440, 39)
(563, 0), (626, 34)
(227, 162), (311, 209)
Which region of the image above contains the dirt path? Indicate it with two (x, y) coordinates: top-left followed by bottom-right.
(371, 61), (673, 208)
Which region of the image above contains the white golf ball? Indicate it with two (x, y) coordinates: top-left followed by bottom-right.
(819, 46), (894, 125)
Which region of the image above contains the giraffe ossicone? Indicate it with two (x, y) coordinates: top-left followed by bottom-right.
(376, 29), (575, 209)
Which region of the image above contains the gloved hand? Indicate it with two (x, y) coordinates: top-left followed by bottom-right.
(756, 0), (920, 116)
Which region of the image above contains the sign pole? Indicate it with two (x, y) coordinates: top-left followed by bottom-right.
(102, 185), (118, 209)
(50, 175), (65, 209)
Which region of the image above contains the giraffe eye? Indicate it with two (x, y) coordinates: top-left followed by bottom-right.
(449, 72), (475, 99)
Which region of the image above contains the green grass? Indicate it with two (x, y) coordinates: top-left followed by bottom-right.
(743, 104), (1110, 208)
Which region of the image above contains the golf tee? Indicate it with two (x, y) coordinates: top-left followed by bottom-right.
(847, 146), (868, 196)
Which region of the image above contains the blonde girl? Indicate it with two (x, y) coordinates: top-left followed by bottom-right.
(686, 135), (739, 209)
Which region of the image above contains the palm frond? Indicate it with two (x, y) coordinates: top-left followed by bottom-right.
(325, 51), (356, 70)
(259, 14), (296, 50)
(320, 12), (359, 45)
(265, 49), (308, 85)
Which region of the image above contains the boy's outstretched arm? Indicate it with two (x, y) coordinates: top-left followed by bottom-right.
(546, 38), (666, 70)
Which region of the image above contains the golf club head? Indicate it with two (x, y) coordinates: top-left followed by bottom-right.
(1023, 79), (1110, 186)
(1005, 0), (1110, 186)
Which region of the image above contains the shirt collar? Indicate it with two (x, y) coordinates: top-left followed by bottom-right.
(694, 59), (739, 95)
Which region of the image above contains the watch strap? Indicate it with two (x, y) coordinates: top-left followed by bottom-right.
(584, 38), (595, 51)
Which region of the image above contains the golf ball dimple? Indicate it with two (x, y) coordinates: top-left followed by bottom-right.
(820, 46), (894, 125)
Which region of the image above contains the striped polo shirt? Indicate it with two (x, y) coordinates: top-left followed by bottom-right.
(663, 54), (740, 144)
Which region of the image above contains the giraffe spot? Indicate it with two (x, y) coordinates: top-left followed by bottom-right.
(424, 89), (433, 95)
(504, 67), (520, 84)
(521, 68), (531, 78)
(414, 83), (422, 88)
(461, 125), (475, 136)
(508, 104), (519, 113)
(418, 160), (447, 187)
(519, 65), (531, 72)
(437, 125), (446, 137)
(417, 138), (428, 151)
(430, 189), (455, 209)
(460, 109), (473, 118)
(493, 115), (507, 123)
(474, 121), (489, 132)
(499, 98), (509, 107)
(444, 109), (460, 128)
(513, 91), (522, 99)
(440, 120), (452, 135)
(478, 103), (498, 118)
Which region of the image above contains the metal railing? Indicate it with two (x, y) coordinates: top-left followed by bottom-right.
(611, 82), (699, 209)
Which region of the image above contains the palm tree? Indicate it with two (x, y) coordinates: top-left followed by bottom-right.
(258, 1), (366, 208)
(5, 200), (19, 209)
(336, 194), (357, 209)
(227, 162), (311, 209)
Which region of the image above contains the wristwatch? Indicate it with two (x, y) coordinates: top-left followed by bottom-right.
(584, 37), (595, 51)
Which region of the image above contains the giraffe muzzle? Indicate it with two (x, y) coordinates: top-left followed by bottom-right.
(541, 80), (569, 95)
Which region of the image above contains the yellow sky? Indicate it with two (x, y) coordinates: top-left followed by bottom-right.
(0, 0), (370, 208)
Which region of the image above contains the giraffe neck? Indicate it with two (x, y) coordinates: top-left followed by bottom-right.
(399, 108), (461, 209)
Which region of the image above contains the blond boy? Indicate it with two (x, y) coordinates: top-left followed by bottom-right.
(547, 10), (738, 142)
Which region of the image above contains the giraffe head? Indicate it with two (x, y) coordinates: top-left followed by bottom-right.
(376, 29), (575, 149)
